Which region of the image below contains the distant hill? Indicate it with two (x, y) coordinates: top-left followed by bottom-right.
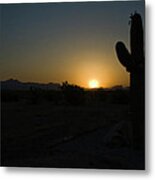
(1, 79), (61, 91)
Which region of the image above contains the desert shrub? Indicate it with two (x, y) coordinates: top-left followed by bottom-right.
(85, 89), (116, 105)
(61, 81), (85, 105)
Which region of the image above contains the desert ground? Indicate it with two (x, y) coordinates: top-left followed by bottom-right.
(1, 94), (144, 169)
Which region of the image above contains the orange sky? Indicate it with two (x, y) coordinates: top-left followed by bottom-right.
(1, 1), (144, 88)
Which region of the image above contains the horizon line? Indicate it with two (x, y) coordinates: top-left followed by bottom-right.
(1, 78), (129, 89)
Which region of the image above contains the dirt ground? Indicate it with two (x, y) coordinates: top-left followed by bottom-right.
(1, 101), (144, 169)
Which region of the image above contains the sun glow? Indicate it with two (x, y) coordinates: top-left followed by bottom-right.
(88, 79), (99, 88)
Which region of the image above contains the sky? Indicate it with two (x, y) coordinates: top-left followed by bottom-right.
(0, 1), (145, 88)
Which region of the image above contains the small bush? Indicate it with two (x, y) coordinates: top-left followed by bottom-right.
(61, 81), (85, 105)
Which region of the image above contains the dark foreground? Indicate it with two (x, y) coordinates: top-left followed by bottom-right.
(1, 101), (144, 169)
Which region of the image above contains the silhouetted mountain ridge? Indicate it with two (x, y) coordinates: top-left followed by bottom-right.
(1, 79), (61, 90)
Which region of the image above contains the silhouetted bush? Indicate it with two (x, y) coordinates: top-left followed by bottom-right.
(61, 81), (85, 105)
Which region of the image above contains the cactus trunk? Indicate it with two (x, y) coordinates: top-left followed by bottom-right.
(115, 13), (145, 149)
(130, 70), (145, 149)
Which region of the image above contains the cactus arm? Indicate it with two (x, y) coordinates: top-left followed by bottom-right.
(115, 41), (132, 72)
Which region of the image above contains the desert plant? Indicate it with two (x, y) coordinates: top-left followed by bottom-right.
(61, 81), (85, 105)
(115, 12), (145, 149)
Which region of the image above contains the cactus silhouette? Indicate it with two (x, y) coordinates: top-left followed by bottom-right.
(115, 12), (145, 149)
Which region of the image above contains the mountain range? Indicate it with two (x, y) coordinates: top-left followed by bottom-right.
(1, 79), (61, 91)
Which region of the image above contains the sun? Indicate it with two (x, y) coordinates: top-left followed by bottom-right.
(88, 79), (99, 88)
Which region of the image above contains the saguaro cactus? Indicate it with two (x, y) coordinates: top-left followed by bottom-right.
(115, 13), (145, 149)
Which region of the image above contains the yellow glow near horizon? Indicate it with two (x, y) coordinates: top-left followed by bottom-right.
(88, 79), (99, 88)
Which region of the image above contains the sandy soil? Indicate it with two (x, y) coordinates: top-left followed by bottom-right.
(1, 102), (144, 169)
